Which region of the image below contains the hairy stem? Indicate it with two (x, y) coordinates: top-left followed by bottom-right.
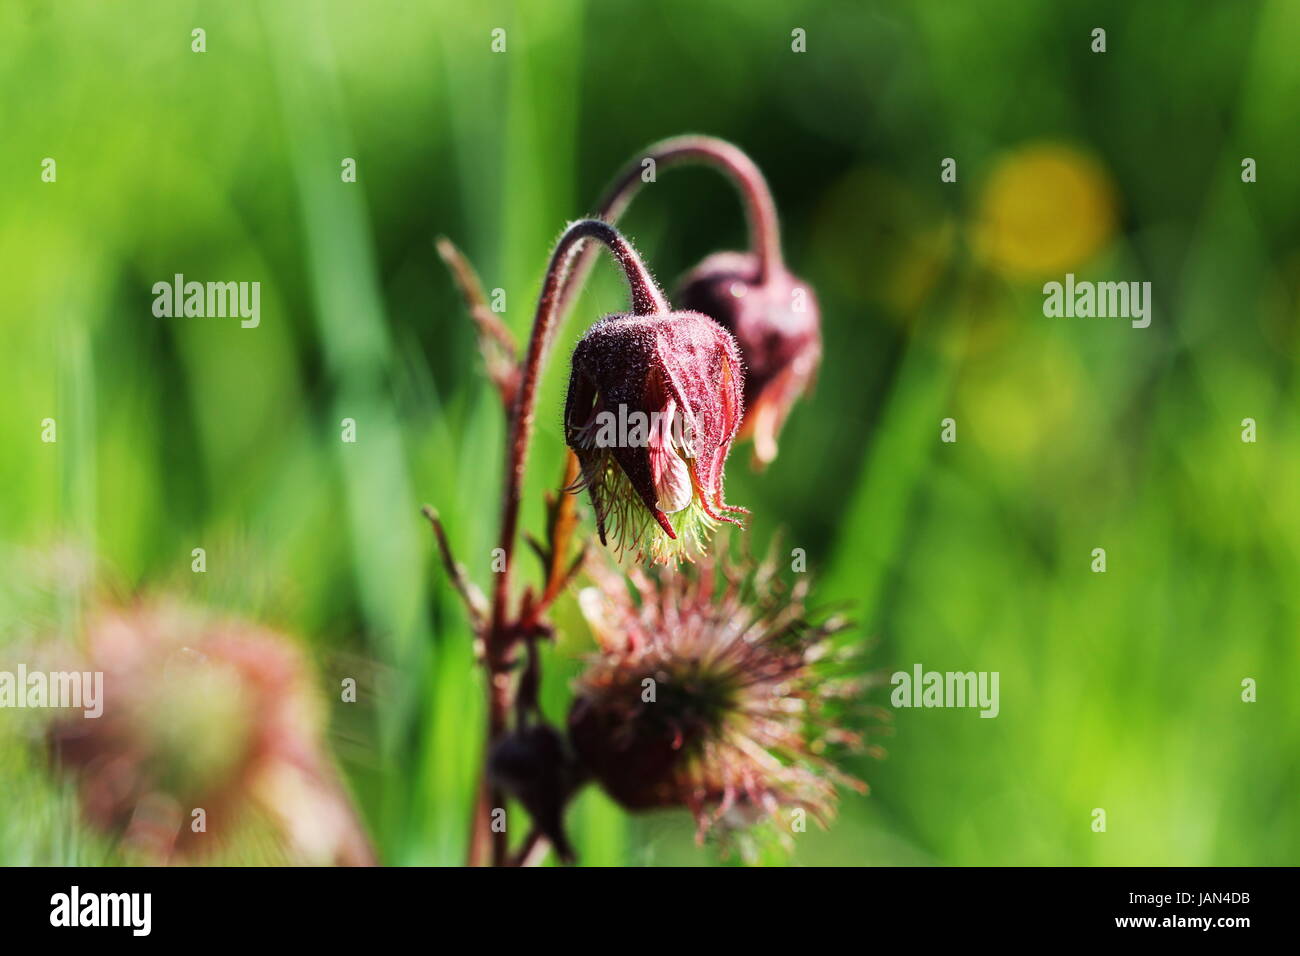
(492, 218), (666, 629)
(480, 219), (666, 865)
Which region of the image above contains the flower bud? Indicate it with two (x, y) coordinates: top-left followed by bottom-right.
(565, 310), (745, 564)
(675, 251), (821, 467)
(487, 723), (583, 863)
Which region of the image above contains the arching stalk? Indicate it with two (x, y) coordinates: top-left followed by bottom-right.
(478, 219), (668, 866)
(555, 135), (785, 327)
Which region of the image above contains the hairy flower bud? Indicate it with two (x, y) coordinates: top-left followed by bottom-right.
(675, 251), (821, 467)
(551, 136), (821, 469)
(565, 310), (746, 564)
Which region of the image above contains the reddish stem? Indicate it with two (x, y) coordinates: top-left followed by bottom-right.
(493, 219), (665, 625)
(556, 136), (785, 326)
(481, 219), (666, 865)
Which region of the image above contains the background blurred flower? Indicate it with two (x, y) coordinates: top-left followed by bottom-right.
(48, 601), (374, 866)
(972, 142), (1118, 278)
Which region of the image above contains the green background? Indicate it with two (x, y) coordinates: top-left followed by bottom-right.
(1, 0), (1297, 865)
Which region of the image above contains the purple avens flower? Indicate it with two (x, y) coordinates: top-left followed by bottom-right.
(557, 135), (822, 468)
(675, 250), (820, 468)
(541, 219), (747, 566)
(434, 217), (756, 863)
(566, 545), (870, 853)
(565, 310), (746, 565)
(435, 197), (840, 864)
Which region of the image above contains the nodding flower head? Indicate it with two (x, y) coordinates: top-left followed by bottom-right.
(565, 309), (746, 565)
(562, 136), (822, 469)
(675, 251), (821, 468)
(567, 545), (870, 855)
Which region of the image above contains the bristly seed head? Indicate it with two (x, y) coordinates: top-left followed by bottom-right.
(567, 544), (870, 856)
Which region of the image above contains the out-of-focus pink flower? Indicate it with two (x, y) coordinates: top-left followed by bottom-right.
(48, 601), (374, 866)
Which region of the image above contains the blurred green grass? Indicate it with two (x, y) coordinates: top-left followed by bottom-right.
(1, 0), (1297, 864)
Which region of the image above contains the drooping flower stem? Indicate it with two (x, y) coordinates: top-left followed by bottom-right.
(480, 219), (668, 865)
(557, 136), (785, 324)
(494, 219), (666, 624)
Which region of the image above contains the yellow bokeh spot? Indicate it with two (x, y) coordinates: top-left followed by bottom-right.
(958, 333), (1086, 468)
(973, 143), (1118, 278)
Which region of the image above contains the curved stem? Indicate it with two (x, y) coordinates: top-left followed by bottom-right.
(556, 136), (785, 326)
(492, 218), (666, 629)
(477, 220), (666, 865)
